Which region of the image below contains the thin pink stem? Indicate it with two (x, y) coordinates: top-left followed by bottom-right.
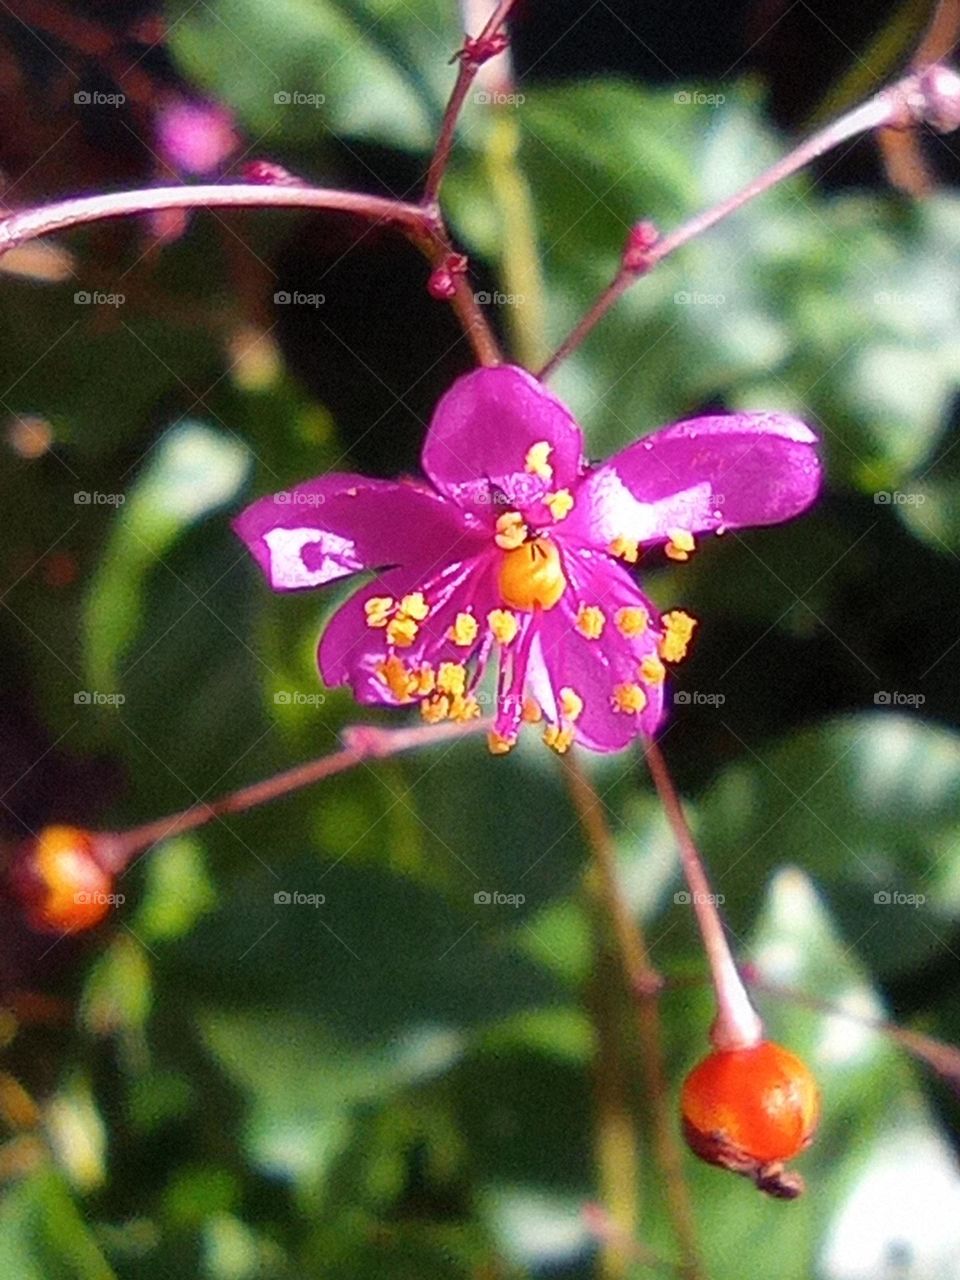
(539, 67), (949, 380)
(98, 716), (490, 872)
(0, 183), (426, 254)
(424, 0), (520, 205)
(643, 741), (762, 1051)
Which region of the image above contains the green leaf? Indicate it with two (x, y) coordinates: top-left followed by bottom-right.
(167, 0), (459, 150)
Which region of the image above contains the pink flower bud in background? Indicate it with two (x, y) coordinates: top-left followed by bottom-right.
(156, 98), (240, 176)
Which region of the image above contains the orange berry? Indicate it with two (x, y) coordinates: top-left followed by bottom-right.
(680, 1040), (820, 1198)
(18, 826), (115, 934)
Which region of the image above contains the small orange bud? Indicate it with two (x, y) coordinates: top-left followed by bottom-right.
(17, 826), (116, 934)
(680, 1040), (820, 1198)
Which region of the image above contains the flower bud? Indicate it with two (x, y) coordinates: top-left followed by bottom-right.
(14, 826), (115, 935)
(428, 267), (457, 300)
(681, 1040), (820, 1198)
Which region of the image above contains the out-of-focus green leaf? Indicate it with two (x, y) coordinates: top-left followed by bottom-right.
(166, 0), (459, 150)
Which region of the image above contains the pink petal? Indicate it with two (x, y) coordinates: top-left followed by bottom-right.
(564, 412), (821, 549)
(530, 548), (667, 752)
(233, 474), (482, 592)
(318, 555), (499, 703)
(422, 365), (584, 521)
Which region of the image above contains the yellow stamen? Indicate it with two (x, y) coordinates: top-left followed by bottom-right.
(614, 606), (648, 638)
(639, 654), (666, 685)
(386, 615), (418, 648)
(398, 591), (429, 622)
(448, 612), (479, 647)
(494, 510), (528, 551)
(543, 724), (575, 754)
(377, 655), (413, 701)
(521, 696), (543, 724)
(544, 488), (574, 522)
(608, 535), (639, 563)
(409, 662), (436, 697)
(364, 596), (395, 628)
(665, 528), (696, 562)
(559, 687), (584, 722)
(610, 682), (648, 714)
(488, 730), (516, 755)
(487, 608), (519, 645)
(524, 440), (554, 480)
(420, 695), (450, 724)
(436, 662), (467, 698)
(499, 538), (567, 611)
(449, 694), (481, 723)
(575, 604), (606, 639)
(659, 610), (698, 662)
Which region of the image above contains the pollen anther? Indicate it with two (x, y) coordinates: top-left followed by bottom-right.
(575, 604), (606, 639)
(608, 536), (639, 563)
(665, 528), (696, 562)
(488, 608), (519, 645)
(615, 606), (648, 637)
(495, 511), (528, 550)
(364, 596), (395, 628)
(524, 441), (554, 480)
(448, 612), (479, 647)
(611, 682), (647, 714)
(544, 489), (574, 521)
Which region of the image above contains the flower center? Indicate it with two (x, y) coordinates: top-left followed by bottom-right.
(498, 537), (566, 611)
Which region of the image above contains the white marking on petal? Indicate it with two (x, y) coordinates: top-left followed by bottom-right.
(263, 527), (362, 588)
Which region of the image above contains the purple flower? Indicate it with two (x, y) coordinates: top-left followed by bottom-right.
(156, 99), (239, 176)
(234, 366), (821, 754)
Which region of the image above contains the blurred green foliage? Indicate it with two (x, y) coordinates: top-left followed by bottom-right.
(1, 0), (960, 1277)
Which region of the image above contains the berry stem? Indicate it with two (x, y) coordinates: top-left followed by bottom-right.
(564, 754), (704, 1280)
(424, 0), (520, 205)
(0, 184), (425, 251)
(538, 62), (960, 379)
(643, 741), (763, 1052)
(98, 717), (490, 873)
